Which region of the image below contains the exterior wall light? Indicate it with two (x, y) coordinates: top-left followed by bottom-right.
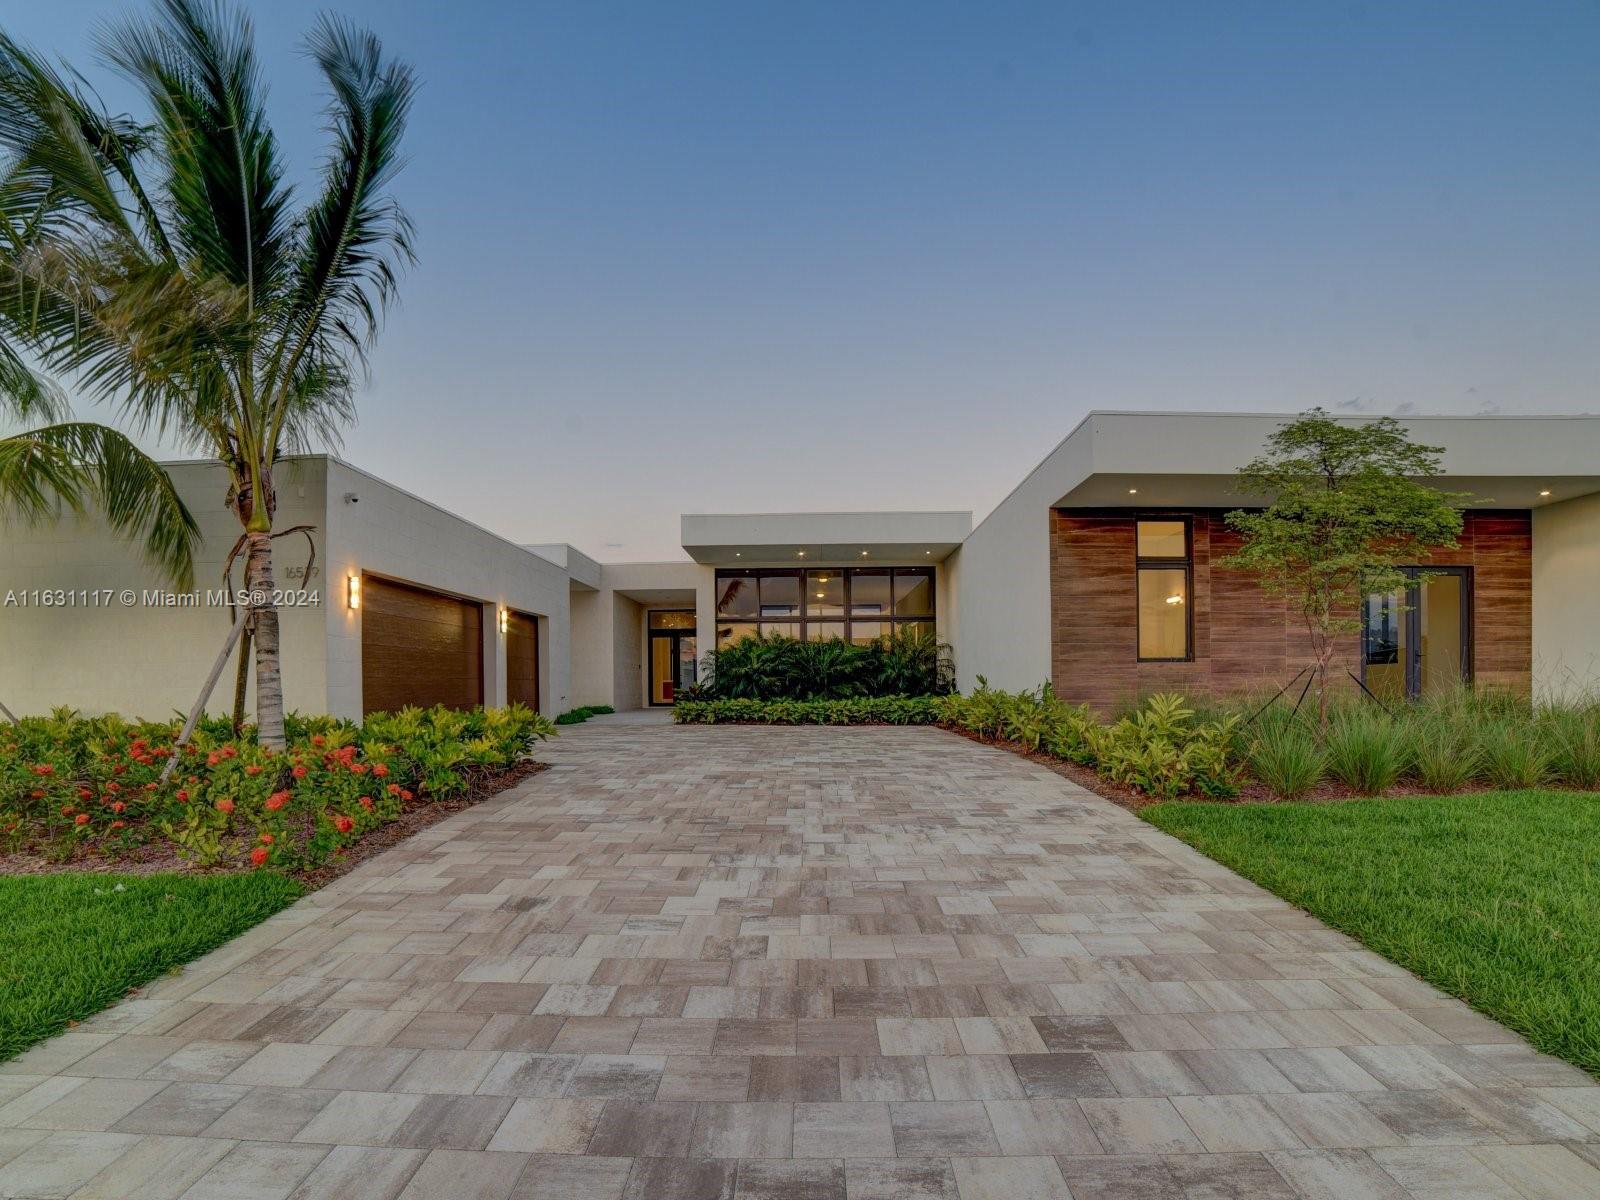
(499, 608), (509, 634)
(347, 574), (360, 610)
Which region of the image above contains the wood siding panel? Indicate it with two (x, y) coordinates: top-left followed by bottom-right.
(1049, 508), (1531, 711)
(361, 576), (484, 716)
(506, 611), (539, 709)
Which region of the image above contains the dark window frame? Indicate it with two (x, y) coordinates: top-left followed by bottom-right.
(714, 567), (936, 646)
(1134, 517), (1194, 663)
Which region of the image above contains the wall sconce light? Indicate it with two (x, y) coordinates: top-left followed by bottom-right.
(346, 574), (360, 610)
(498, 608), (509, 634)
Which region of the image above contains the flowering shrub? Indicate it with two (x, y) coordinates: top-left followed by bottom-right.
(0, 704), (554, 870)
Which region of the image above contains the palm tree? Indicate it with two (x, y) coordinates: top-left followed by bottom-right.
(0, 0), (415, 747)
(0, 357), (197, 589)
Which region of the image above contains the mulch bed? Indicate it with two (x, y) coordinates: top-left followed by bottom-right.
(0, 759), (547, 890)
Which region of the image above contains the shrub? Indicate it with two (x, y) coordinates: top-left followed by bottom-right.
(699, 629), (954, 701)
(1323, 708), (1411, 795)
(673, 697), (941, 725)
(0, 704), (554, 870)
(1542, 705), (1600, 790)
(1476, 718), (1552, 789)
(555, 705), (615, 725)
(1410, 713), (1481, 793)
(1247, 720), (1327, 800)
(1086, 693), (1244, 800)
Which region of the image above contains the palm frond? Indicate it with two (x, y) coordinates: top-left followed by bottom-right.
(2, 421), (197, 586)
(264, 15), (414, 454)
(101, 0), (293, 305)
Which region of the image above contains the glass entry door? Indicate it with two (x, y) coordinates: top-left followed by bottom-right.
(1362, 568), (1470, 701)
(648, 611), (697, 705)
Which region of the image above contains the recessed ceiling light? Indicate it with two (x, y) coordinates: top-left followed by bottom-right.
(1128, 488), (1138, 495)
(860, 550), (869, 557)
(1540, 489), (1552, 497)
(798, 550), (806, 558)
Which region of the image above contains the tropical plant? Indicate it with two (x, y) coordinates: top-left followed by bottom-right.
(0, 0), (416, 748)
(700, 628), (954, 701)
(0, 375), (197, 588)
(1221, 410), (1466, 721)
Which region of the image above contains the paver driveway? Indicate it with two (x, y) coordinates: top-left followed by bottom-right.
(3, 724), (1599, 1200)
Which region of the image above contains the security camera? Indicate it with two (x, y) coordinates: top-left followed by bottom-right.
(344, 492), (359, 504)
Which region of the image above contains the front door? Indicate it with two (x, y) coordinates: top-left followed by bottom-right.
(1362, 568), (1471, 702)
(648, 611), (697, 705)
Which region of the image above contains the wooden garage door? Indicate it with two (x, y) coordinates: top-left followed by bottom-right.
(361, 576), (483, 715)
(506, 610), (539, 710)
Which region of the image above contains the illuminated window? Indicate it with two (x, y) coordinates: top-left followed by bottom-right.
(1136, 519), (1191, 661)
(714, 567), (935, 642)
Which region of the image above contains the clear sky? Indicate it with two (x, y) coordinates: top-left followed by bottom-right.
(6, 1), (1599, 560)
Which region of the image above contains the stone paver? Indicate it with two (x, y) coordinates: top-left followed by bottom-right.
(2, 722), (1598, 1199)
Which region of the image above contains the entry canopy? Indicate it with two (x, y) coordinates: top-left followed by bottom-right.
(681, 511), (972, 566)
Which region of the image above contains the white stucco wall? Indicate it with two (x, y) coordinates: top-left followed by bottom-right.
(611, 594), (643, 710)
(0, 458), (329, 719)
(954, 423), (1094, 692)
(1533, 491), (1600, 701)
(321, 458), (572, 720)
(0, 454), (576, 722)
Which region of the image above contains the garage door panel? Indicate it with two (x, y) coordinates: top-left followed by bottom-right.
(361, 576), (484, 715)
(506, 611), (538, 709)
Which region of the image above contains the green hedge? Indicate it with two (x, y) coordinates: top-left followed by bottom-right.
(555, 705), (616, 725)
(673, 696), (942, 725)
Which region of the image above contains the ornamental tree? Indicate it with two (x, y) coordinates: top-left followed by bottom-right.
(1222, 409), (1466, 721)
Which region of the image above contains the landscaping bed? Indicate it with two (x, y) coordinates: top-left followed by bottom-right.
(1, 704), (554, 876)
(674, 696), (941, 725)
(1144, 791), (1600, 1077)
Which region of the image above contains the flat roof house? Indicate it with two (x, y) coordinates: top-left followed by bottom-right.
(3, 411), (1598, 719)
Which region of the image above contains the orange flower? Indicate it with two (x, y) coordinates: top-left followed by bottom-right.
(358, 796), (373, 810)
(265, 791), (289, 811)
(259, 831), (274, 845)
(250, 846), (270, 867)
(110, 801), (125, 814)
(215, 798), (235, 814)
(333, 814), (354, 834)
(74, 813), (90, 826)
(291, 765), (308, 779)
(176, 789), (189, 803)
(372, 763), (389, 778)
(245, 765), (263, 777)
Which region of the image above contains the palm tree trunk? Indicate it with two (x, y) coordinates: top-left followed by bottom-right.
(243, 530), (286, 749)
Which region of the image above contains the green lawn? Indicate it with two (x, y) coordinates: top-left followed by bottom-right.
(1143, 790), (1600, 1077)
(0, 873), (303, 1060)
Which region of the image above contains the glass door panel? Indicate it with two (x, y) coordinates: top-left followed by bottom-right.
(650, 636), (674, 705)
(675, 635), (697, 694)
(1362, 589), (1408, 703)
(1418, 573), (1465, 697)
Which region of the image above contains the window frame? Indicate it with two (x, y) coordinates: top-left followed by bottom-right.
(1134, 517), (1193, 663)
(714, 566), (935, 646)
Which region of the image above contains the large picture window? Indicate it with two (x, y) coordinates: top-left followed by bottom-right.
(716, 567), (935, 648)
(1135, 519), (1191, 661)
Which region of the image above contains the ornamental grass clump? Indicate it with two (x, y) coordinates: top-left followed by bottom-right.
(1476, 718), (1553, 790)
(1246, 719), (1327, 800)
(1541, 704), (1600, 790)
(1323, 708), (1411, 795)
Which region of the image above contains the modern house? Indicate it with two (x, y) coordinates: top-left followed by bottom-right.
(2, 411), (1597, 719)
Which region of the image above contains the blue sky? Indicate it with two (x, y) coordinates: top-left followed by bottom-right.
(7, 1), (1599, 559)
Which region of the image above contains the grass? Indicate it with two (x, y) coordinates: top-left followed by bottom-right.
(0, 872), (303, 1060)
(1143, 790), (1600, 1076)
